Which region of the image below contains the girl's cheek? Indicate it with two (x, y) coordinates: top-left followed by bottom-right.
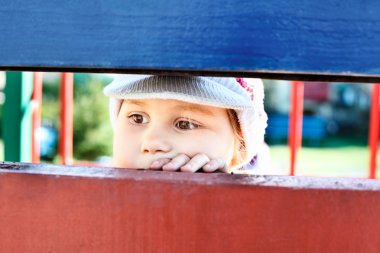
(112, 135), (133, 168)
(172, 134), (203, 154)
(113, 149), (137, 168)
(172, 134), (219, 158)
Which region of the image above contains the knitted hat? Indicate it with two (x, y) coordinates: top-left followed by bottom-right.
(103, 75), (267, 170)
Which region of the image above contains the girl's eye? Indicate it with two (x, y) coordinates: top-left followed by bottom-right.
(128, 114), (149, 124)
(175, 120), (200, 130)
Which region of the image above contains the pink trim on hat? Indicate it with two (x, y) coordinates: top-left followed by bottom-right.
(236, 78), (254, 101)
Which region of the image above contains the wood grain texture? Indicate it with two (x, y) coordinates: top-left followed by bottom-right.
(1, 0), (380, 81)
(1, 162), (380, 252)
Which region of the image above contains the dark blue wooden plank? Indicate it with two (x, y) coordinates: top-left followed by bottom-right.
(1, 0), (380, 79)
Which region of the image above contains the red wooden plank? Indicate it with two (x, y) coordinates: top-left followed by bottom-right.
(1, 162), (380, 253)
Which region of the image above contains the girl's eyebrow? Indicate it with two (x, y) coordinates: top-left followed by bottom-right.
(177, 105), (215, 116)
(125, 100), (146, 107)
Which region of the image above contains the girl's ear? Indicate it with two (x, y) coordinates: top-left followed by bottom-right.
(233, 138), (246, 168)
(226, 109), (246, 168)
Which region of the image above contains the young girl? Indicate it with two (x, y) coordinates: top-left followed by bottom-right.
(104, 75), (268, 173)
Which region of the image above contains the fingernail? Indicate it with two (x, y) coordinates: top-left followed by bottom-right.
(204, 164), (210, 169)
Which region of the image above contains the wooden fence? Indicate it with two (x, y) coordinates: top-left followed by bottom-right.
(1, 0), (380, 252)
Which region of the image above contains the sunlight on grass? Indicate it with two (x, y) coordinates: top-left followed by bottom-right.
(268, 145), (377, 178)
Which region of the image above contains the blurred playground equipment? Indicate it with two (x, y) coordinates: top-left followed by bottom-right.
(1, 0), (380, 252)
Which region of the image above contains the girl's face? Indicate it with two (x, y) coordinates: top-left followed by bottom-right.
(113, 99), (236, 169)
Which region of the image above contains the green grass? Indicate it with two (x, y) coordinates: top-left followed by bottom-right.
(268, 145), (376, 178)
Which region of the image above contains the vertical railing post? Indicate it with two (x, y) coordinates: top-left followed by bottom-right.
(288, 81), (304, 176)
(3, 72), (33, 162)
(59, 73), (74, 165)
(368, 83), (380, 179)
(31, 72), (43, 163)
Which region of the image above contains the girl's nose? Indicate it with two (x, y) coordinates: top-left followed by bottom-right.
(140, 127), (172, 154)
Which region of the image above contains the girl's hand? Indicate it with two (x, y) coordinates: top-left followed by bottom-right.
(149, 153), (228, 173)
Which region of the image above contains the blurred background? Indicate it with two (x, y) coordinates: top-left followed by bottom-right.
(0, 72), (376, 178)
(0, 72), (113, 166)
(263, 79), (373, 177)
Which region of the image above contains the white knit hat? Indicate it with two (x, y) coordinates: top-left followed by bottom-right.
(104, 75), (267, 170)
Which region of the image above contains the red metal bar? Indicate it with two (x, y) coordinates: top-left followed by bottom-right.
(59, 73), (74, 165)
(289, 81), (304, 176)
(368, 83), (380, 179)
(31, 72), (43, 163)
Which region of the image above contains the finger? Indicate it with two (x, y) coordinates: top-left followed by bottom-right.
(181, 153), (210, 172)
(203, 158), (228, 173)
(162, 154), (190, 171)
(149, 158), (171, 170)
